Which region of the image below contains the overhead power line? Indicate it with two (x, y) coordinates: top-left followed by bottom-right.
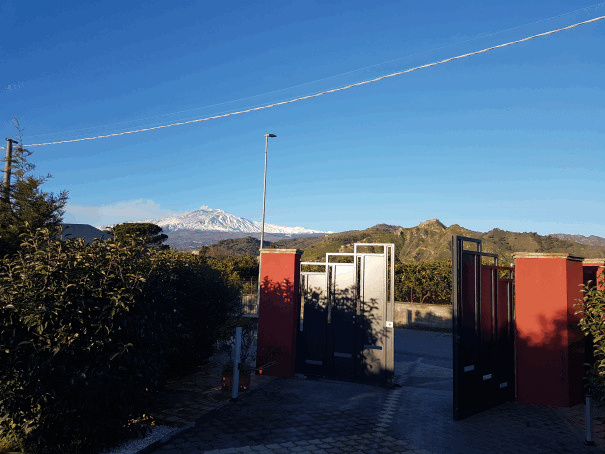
(16, 15), (605, 149)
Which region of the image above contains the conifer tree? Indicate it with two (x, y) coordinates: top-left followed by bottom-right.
(0, 121), (68, 256)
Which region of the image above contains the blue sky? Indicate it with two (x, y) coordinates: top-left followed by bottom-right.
(1, 1), (604, 236)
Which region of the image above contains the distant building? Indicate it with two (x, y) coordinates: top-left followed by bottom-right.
(60, 224), (113, 243)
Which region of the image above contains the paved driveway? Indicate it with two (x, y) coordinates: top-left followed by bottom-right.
(145, 330), (593, 453)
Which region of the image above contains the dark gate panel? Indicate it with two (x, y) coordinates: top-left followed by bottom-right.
(452, 236), (515, 420)
(298, 269), (328, 376)
(297, 244), (394, 386)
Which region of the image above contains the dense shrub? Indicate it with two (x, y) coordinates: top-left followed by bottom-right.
(576, 273), (605, 400)
(0, 228), (240, 453)
(207, 255), (259, 294)
(394, 260), (452, 304)
(206, 255), (258, 282)
(146, 250), (241, 376)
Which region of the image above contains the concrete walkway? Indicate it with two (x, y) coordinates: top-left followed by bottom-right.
(140, 356), (601, 453)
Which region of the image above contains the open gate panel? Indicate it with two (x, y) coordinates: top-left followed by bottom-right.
(452, 236), (515, 420)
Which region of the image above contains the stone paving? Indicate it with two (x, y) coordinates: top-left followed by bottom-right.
(141, 357), (602, 454)
(148, 361), (276, 428)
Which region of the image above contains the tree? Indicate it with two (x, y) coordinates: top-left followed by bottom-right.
(576, 273), (605, 400)
(109, 222), (169, 249)
(0, 121), (68, 257)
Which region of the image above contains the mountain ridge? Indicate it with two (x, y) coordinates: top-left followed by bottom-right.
(101, 206), (330, 249)
(144, 206), (330, 235)
(198, 219), (605, 264)
(100, 207), (605, 260)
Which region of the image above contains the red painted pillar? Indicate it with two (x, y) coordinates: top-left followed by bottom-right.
(256, 248), (302, 378)
(514, 253), (585, 407)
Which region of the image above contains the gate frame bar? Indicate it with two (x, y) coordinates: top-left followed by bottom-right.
(452, 235), (515, 420)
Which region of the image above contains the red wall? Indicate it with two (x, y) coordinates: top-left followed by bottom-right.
(256, 249), (302, 378)
(514, 253), (584, 407)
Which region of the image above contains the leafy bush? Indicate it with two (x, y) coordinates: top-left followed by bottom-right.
(576, 272), (605, 399)
(0, 228), (240, 453)
(207, 255), (258, 282)
(206, 255), (259, 294)
(394, 260), (452, 304)
(146, 250), (241, 376)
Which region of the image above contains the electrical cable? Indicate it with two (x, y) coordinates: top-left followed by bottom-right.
(7, 15), (604, 149)
(20, 1), (605, 142)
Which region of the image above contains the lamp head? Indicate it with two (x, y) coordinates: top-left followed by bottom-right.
(265, 134), (277, 138)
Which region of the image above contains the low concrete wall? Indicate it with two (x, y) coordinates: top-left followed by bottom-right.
(251, 297), (452, 329)
(394, 301), (452, 330)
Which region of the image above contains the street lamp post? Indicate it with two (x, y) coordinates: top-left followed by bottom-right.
(257, 133), (276, 309)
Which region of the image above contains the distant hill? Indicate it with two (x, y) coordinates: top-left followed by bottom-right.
(61, 224), (113, 243)
(165, 230), (325, 250)
(197, 236), (266, 257)
(549, 233), (605, 248)
(199, 219), (605, 264)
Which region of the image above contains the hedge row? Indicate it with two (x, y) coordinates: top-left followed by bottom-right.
(394, 260), (452, 304)
(576, 274), (605, 400)
(201, 256), (454, 305)
(0, 228), (240, 453)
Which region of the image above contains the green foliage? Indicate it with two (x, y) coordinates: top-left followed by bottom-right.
(0, 229), (240, 453)
(0, 228), (154, 452)
(395, 260), (452, 304)
(206, 255), (259, 290)
(576, 273), (605, 399)
(198, 236), (265, 257)
(146, 250), (241, 375)
(0, 141), (68, 257)
(109, 222), (168, 249)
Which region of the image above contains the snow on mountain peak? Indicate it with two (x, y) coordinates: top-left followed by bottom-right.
(143, 206), (329, 235)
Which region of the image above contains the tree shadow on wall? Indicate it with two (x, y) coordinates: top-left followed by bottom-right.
(296, 278), (327, 375)
(296, 280), (392, 386)
(515, 310), (585, 407)
(256, 276), (298, 377)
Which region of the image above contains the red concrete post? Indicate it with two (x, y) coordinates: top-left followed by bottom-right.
(256, 248), (302, 378)
(514, 253), (585, 407)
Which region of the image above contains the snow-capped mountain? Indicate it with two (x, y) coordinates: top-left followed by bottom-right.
(144, 206), (329, 235)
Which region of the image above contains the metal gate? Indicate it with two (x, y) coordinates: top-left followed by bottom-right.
(452, 236), (515, 420)
(296, 243), (395, 386)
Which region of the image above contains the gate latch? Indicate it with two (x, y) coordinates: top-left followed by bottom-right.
(386, 321), (394, 328)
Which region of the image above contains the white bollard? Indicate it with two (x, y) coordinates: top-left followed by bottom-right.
(232, 326), (242, 400)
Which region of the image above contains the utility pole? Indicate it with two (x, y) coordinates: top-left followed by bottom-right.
(256, 133), (276, 310)
(3, 138), (16, 204)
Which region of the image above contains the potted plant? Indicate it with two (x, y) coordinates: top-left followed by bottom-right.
(221, 359), (253, 392)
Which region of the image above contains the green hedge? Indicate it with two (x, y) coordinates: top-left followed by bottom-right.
(394, 260), (452, 304)
(576, 273), (605, 400)
(0, 228), (239, 453)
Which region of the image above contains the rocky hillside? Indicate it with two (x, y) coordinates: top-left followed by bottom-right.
(198, 219), (605, 264)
